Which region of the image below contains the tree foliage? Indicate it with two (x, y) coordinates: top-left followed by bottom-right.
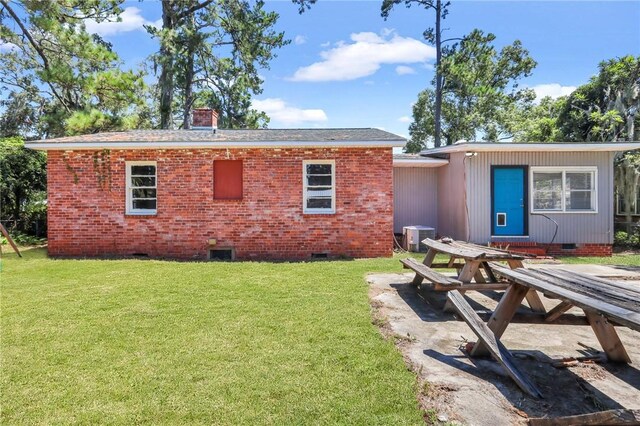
(405, 30), (536, 152)
(555, 55), (640, 142)
(149, 0), (313, 129)
(0, 137), (47, 234)
(0, 0), (147, 137)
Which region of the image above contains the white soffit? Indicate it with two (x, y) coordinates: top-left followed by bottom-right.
(393, 158), (449, 168)
(421, 142), (640, 155)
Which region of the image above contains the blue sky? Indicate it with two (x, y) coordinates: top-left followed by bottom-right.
(83, 1), (640, 137)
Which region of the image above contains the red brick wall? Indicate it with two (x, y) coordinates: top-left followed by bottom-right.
(47, 148), (393, 260)
(491, 242), (612, 257)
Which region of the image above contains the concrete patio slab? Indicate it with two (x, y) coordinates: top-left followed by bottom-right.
(368, 271), (640, 425)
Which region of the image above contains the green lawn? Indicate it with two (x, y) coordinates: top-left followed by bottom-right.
(1, 248), (425, 425)
(558, 253), (640, 266)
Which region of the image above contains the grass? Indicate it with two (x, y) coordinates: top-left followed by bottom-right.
(558, 253), (640, 266)
(1, 248), (425, 425)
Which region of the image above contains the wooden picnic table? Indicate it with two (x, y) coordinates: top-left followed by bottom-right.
(447, 263), (640, 398)
(401, 238), (546, 313)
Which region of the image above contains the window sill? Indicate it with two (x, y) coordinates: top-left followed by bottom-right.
(126, 211), (157, 216)
(531, 210), (598, 214)
(303, 210), (336, 215)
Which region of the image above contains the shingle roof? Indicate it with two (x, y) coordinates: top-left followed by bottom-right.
(32, 128), (405, 144)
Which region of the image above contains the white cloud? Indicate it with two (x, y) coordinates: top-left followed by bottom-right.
(294, 35), (307, 45)
(531, 83), (577, 101)
(395, 65), (416, 75)
(398, 116), (412, 123)
(251, 98), (328, 125)
(320, 41), (331, 48)
(0, 40), (18, 52)
(84, 7), (161, 37)
(290, 31), (436, 82)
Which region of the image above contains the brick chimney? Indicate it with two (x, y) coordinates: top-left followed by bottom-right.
(191, 108), (219, 130)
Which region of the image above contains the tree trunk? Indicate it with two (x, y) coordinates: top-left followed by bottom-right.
(434, 0), (443, 147)
(182, 38), (196, 129)
(159, 1), (175, 129)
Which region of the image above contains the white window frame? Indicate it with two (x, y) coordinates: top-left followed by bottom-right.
(126, 161), (157, 215)
(303, 160), (336, 214)
(530, 166), (598, 214)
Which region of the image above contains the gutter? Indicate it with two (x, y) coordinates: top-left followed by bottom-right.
(25, 140), (406, 151)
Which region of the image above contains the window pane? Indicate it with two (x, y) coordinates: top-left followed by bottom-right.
(307, 198), (332, 209)
(132, 188), (157, 199)
(566, 172), (592, 190)
(132, 199), (156, 210)
(533, 172), (562, 192)
(533, 172), (562, 210)
(307, 175), (332, 186)
(306, 164), (331, 175)
(534, 192), (562, 210)
(306, 187), (332, 198)
(131, 176), (155, 187)
(131, 165), (155, 176)
(566, 191), (592, 210)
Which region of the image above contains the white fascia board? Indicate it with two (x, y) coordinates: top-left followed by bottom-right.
(420, 142), (640, 155)
(393, 158), (449, 168)
(25, 140), (406, 150)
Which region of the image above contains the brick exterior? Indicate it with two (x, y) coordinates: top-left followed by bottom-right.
(47, 148), (393, 260)
(491, 242), (612, 257)
(191, 109), (218, 128)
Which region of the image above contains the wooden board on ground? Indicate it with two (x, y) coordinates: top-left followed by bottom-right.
(528, 408), (640, 426)
(0, 223), (21, 257)
(446, 290), (543, 398)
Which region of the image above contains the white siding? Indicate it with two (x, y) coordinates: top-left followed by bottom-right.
(465, 151), (615, 244)
(393, 167), (438, 233)
(437, 153), (468, 240)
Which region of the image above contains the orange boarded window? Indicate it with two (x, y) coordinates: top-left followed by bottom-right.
(214, 160), (243, 199)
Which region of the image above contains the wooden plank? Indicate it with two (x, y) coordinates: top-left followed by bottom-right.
(447, 290), (543, 398)
(533, 268), (640, 302)
(471, 283), (530, 357)
(409, 249), (438, 285)
(483, 262), (498, 283)
(400, 258), (462, 286)
(422, 238), (487, 260)
(429, 262), (464, 270)
(472, 311), (591, 326)
(458, 260), (481, 283)
(585, 310), (632, 363)
(529, 409), (640, 426)
(491, 265), (640, 331)
(522, 269), (640, 314)
(433, 282), (510, 291)
(545, 301), (574, 323)
(525, 290), (547, 314)
(0, 223), (21, 257)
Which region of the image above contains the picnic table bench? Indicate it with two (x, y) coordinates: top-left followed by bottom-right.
(401, 238), (546, 312)
(447, 263), (640, 397)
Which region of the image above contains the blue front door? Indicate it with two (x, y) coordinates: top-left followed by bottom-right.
(492, 167), (526, 236)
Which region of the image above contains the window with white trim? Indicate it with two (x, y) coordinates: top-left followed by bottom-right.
(531, 167), (597, 213)
(303, 160), (335, 214)
(126, 162), (157, 214)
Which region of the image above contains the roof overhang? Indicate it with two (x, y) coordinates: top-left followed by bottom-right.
(393, 158), (449, 168)
(25, 140), (406, 150)
(421, 142), (640, 156)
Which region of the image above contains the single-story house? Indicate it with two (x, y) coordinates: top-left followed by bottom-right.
(26, 109), (405, 260)
(393, 142), (640, 256)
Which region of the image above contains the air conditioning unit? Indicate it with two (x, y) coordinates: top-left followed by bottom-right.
(403, 226), (436, 252)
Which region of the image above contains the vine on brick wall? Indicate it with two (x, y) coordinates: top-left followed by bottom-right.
(62, 153), (79, 184)
(92, 149), (112, 190)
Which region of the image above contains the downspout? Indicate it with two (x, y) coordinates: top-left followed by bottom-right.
(462, 152), (477, 242)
